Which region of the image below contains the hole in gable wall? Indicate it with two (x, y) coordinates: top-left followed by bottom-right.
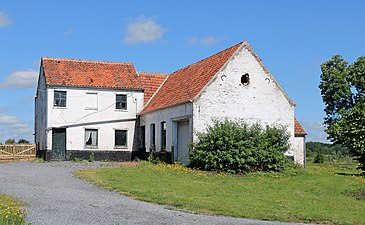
(241, 73), (250, 85)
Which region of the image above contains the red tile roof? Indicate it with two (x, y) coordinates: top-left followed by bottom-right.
(294, 118), (307, 135)
(140, 42), (243, 114)
(139, 72), (168, 104)
(42, 57), (142, 90)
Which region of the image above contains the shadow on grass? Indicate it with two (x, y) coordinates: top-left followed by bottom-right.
(335, 172), (363, 177)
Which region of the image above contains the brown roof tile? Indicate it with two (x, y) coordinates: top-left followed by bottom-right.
(140, 42), (243, 114)
(42, 57), (142, 90)
(139, 72), (168, 104)
(294, 118), (307, 135)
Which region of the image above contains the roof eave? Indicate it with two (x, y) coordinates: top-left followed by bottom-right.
(46, 84), (144, 92)
(138, 100), (192, 115)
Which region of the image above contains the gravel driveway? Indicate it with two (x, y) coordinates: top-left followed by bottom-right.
(0, 161), (309, 225)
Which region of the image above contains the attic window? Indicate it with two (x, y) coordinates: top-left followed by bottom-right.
(241, 74), (250, 85)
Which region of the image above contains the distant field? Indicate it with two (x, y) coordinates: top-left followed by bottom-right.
(76, 161), (365, 225)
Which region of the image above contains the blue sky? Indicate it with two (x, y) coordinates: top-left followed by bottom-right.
(0, 0), (364, 143)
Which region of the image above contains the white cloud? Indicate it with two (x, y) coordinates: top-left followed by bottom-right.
(302, 121), (331, 143)
(0, 115), (33, 143)
(0, 69), (38, 88)
(188, 36), (221, 46)
(124, 16), (165, 44)
(0, 11), (12, 27)
(0, 115), (21, 125)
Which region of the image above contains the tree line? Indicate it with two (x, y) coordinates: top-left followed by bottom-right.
(306, 141), (350, 163)
(0, 139), (31, 145)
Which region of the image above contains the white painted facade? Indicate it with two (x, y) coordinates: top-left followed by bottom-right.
(35, 42), (306, 164)
(294, 136), (306, 165)
(140, 45), (304, 165)
(192, 46), (296, 160)
(35, 69), (144, 155)
(141, 103), (193, 162)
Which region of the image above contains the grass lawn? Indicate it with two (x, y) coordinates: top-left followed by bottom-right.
(75, 161), (365, 225)
(0, 194), (27, 225)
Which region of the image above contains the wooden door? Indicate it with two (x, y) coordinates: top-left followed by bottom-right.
(51, 128), (66, 160)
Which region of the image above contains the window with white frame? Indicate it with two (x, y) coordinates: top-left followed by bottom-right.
(115, 94), (127, 110)
(85, 129), (98, 147)
(85, 93), (98, 110)
(115, 130), (127, 147)
(54, 91), (66, 107)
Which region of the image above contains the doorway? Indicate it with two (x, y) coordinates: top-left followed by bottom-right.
(177, 121), (190, 165)
(51, 128), (66, 160)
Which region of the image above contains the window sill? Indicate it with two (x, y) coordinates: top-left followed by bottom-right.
(85, 108), (98, 110)
(53, 106), (67, 109)
(114, 146), (128, 149)
(115, 109), (128, 112)
(84, 146), (98, 149)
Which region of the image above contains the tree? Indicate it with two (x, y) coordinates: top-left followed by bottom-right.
(18, 139), (30, 144)
(319, 55), (365, 173)
(306, 141), (350, 162)
(5, 139), (15, 144)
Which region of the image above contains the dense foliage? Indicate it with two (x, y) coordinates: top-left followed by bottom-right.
(2, 138), (30, 144)
(306, 141), (350, 163)
(4, 139), (16, 144)
(189, 120), (290, 173)
(319, 55), (365, 172)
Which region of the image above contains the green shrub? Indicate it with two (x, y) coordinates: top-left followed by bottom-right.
(89, 152), (95, 162)
(189, 119), (290, 173)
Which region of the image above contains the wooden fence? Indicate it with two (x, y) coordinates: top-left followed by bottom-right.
(0, 144), (36, 160)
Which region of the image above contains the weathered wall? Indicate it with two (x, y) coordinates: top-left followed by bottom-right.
(141, 103), (193, 155)
(193, 46), (299, 162)
(294, 136), (306, 165)
(35, 69), (47, 151)
(45, 86), (144, 152)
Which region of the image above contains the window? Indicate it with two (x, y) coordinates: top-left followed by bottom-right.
(161, 122), (166, 151)
(116, 94), (127, 110)
(85, 93), (98, 110)
(150, 123), (155, 151)
(54, 91), (66, 107)
(241, 73), (250, 85)
(85, 129), (98, 147)
(115, 130), (127, 147)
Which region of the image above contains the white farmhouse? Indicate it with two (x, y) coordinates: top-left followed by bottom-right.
(35, 41), (306, 164)
(35, 58), (148, 160)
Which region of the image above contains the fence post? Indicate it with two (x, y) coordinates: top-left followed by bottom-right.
(12, 144), (15, 157)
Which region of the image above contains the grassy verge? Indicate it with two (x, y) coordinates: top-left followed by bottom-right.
(75, 162), (365, 225)
(0, 194), (28, 225)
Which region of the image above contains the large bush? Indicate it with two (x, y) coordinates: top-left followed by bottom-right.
(189, 119), (290, 173)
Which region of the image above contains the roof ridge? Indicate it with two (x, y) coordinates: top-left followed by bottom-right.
(41, 57), (134, 66)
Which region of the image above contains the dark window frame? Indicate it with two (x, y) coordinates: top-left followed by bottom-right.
(54, 91), (67, 107)
(116, 94), (127, 110)
(115, 130), (128, 147)
(150, 123), (155, 151)
(161, 121), (166, 151)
